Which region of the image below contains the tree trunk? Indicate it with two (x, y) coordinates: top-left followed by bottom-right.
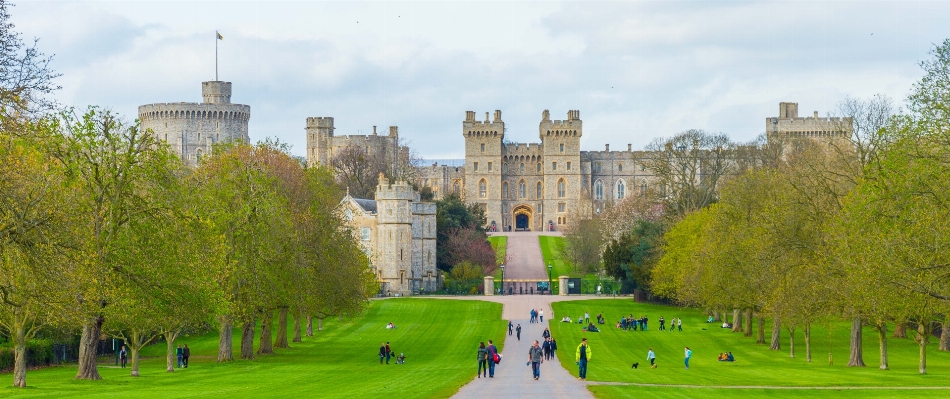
(258, 311), (274, 355)
(804, 323), (812, 362)
(893, 323), (907, 338)
(743, 308), (753, 338)
(731, 309), (742, 333)
(13, 321), (27, 388)
(130, 347), (141, 377)
(939, 321), (950, 352)
(915, 323), (930, 374)
(847, 316), (866, 367)
(919, 340), (927, 374)
(164, 329), (181, 372)
(877, 323), (889, 370)
(217, 317), (233, 362)
(241, 319), (256, 360)
(275, 308), (290, 349)
(756, 315), (766, 344)
(788, 327), (796, 358)
(769, 317), (781, 350)
(318, 317), (324, 332)
(293, 315), (302, 343)
(75, 316), (104, 380)
(306, 316), (313, 336)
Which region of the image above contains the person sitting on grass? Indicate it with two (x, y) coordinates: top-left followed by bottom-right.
(561, 316), (572, 323)
(386, 322), (396, 329)
(707, 316), (715, 323)
(396, 353), (406, 364)
(718, 353), (727, 361)
(721, 321), (731, 329)
(727, 352), (735, 362)
(586, 323), (600, 333)
(578, 316), (585, 324)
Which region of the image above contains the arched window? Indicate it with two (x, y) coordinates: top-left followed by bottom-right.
(537, 182), (543, 198)
(537, 163), (542, 172)
(196, 149), (203, 163)
(557, 179), (566, 197)
(479, 179), (487, 198)
(616, 180), (625, 199)
(503, 182), (509, 199)
(519, 180), (526, 198)
(560, 143), (564, 152)
(595, 180), (603, 200)
(503, 163), (508, 173)
(520, 163), (525, 173)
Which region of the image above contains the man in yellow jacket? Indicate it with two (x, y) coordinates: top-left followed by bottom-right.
(575, 338), (592, 380)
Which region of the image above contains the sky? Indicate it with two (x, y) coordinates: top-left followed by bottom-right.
(13, 1), (950, 158)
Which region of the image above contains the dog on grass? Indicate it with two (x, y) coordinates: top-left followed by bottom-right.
(631, 362), (639, 369)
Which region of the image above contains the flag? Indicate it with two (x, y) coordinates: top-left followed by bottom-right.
(217, 31), (223, 40)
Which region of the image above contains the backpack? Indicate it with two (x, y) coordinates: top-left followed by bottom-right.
(490, 346), (501, 363)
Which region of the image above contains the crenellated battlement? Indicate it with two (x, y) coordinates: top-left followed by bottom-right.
(767, 102), (852, 137)
(306, 116), (335, 129)
(138, 103), (250, 122)
(376, 175), (415, 200)
(540, 110), (582, 137)
(504, 142), (543, 154)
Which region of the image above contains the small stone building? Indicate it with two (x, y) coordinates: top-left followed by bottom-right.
(341, 175), (439, 296)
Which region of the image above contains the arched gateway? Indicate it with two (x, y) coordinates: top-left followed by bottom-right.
(512, 205), (533, 231)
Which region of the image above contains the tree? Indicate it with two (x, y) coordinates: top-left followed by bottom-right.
(641, 130), (734, 218)
(602, 219), (665, 295)
(330, 137), (420, 199)
(435, 193), (486, 272)
(559, 217), (603, 275)
(0, 0), (60, 132)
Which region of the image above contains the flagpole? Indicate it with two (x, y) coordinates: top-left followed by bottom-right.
(215, 30), (218, 81)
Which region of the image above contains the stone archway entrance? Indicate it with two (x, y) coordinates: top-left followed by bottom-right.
(512, 205), (533, 231)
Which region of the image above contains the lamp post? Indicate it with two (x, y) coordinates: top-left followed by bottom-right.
(547, 264), (553, 296)
(500, 265), (505, 296)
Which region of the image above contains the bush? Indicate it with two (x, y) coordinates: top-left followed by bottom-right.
(0, 338), (57, 372)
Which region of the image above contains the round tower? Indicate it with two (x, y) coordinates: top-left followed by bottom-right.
(138, 81), (250, 166)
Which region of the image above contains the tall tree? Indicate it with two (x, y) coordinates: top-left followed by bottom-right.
(641, 130), (733, 218)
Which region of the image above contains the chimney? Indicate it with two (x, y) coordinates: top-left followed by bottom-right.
(494, 110), (502, 122)
(389, 126), (398, 136)
(813, 111), (819, 119)
(605, 144), (610, 151)
(373, 126), (377, 135)
(628, 144), (632, 152)
(485, 112), (490, 123)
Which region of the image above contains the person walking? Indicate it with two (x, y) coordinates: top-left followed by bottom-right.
(119, 345), (128, 368)
(487, 340), (499, 377)
(540, 309), (544, 323)
(542, 338), (551, 361)
(678, 317), (683, 331)
(183, 344), (190, 368)
(659, 316), (666, 331)
(575, 338), (592, 381)
(176, 344), (184, 368)
(508, 321), (513, 336)
(685, 346), (692, 370)
(477, 342), (489, 378)
(648, 347), (656, 369)
(385, 342), (393, 364)
(528, 340), (544, 380)
(542, 327), (551, 340)
(379, 342), (387, 364)
(584, 312), (590, 324)
(516, 324), (522, 341)
(551, 337), (558, 357)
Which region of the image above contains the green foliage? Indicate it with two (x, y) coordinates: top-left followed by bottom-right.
(435, 194), (488, 272)
(603, 219), (666, 294)
(0, 339), (55, 372)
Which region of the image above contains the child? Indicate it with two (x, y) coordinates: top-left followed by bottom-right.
(396, 353), (406, 364)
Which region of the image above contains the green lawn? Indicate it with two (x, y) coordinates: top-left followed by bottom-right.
(589, 386), (950, 398)
(539, 235), (577, 278)
(3, 298), (505, 398)
(488, 235), (506, 279)
(550, 299), (950, 396)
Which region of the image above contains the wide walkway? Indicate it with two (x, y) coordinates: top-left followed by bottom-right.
(450, 295), (599, 399)
(490, 231), (554, 281)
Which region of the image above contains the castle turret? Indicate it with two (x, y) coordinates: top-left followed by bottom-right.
(375, 174), (415, 295)
(463, 110), (505, 227)
(138, 81), (250, 166)
(305, 117), (335, 167)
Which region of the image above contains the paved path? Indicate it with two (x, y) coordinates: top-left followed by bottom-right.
(450, 295), (602, 399)
(491, 231), (552, 280)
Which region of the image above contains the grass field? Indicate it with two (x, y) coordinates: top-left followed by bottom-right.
(588, 385), (950, 398)
(551, 299), (950, 398)
(539, 235), (577, 278)
(2, 299), (505, 398)
(488, 235), (506, 278)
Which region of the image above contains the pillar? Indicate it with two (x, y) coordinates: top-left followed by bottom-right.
(559, 276), (569, 296)
(484, 276), (495, 296)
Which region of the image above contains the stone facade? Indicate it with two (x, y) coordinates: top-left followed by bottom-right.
(139, 81), (250, 166)
(341, 175), (439, 296)
(766, 102), (852, 139)
(305, 117), (404, 168)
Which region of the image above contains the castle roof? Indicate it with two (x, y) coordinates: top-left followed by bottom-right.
(352, 198), (378, 213)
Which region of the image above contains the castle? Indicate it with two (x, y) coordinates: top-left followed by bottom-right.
(340, 175), (438, 295)
(139, 81), (250, 165)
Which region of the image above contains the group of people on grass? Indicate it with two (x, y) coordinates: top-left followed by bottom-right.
(379, 341), (406, 365)
(119, 344), (190, 369)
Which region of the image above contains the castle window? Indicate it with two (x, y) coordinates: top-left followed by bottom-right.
(558, 203), (566, 213)
(453, 181), (461, 194)
(196, 149), (203, 163)
(560, 143), (564, 152)
(552, 162), (557, 171)
(537, 163), (541, 172)
(503, 164), (508, 173)
(616, 180), (626, 199)
(557, 179), (565, 197)
(641, 183), (647, 195)
(596, 162), (601, 172)
(488, 162), (493, 171)
(536, 182), (542, 198)
(361, 227), (371, 241)
(473, 162), (479, 172)
(519, 180), (526, 199)
(503, 182), (509, 199)
(618, 163), (623, 172)
(520, 163), (525, 173)
(479, 179), (487, 198)
(481, 143), (485, 152)
(567, 162), (571, 170)
(595, 180), (603, 200)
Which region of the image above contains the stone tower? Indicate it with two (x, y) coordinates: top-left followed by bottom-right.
(539, 110), (582, 230)
(375, 174), (415, 295)
(138, 81), (250, 166)
(305, 117), (335, 166)
(462, 110), (505, 228)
